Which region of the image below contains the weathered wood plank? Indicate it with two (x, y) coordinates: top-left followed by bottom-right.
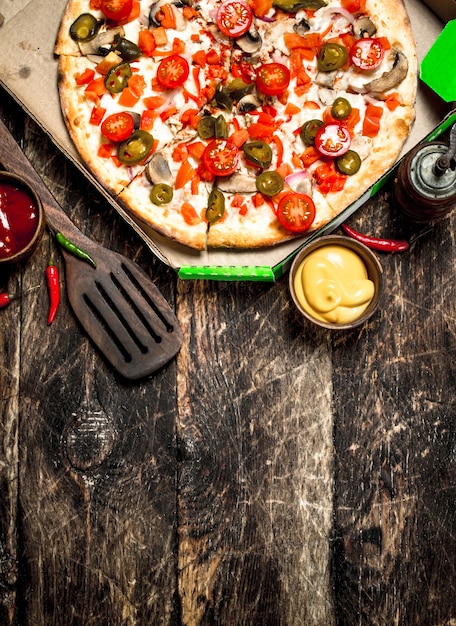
(0, 94), (181, 625)
(176, 278), (335, 625)
(0, 266), (20, 626)
(332, 192), (456, 625)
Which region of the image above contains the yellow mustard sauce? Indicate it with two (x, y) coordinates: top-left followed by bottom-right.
(293, 245), (375, 324)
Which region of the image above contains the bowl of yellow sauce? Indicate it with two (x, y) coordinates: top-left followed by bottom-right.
(289, 235), (383, 330)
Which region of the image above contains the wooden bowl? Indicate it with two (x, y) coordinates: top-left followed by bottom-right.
(0, 171), (45, 264)
(289, 234), (383, 330)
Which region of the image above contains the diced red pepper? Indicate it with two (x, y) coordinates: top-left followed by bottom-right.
(192, 50), (207, 67)
(314, 162), (347, 194)
(181, 202), (201, 225)
(84, 77), (107, 102)
(98, 142), (114, 158)
(363, 103), (383, 137)
(89, 105), (106, 126)
(141, 109), (157, 130)
(76, 68), (95, 85)
(138, 30), (156, 56)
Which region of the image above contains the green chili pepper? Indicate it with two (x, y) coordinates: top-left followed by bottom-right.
(213, 85), (233, 111)
(104, 62), (132, 94)
(197, 116), (216, 139)
(117, 130), (154, 165)
(150, 183), (173, 205)
(331, 97), (352, 120)
(256, 171), (284, 196)
(55, 232), (96, 268)
(69, 13), (100, 42)
(243, 141), (273, 168)
(206, 189), (225, 223)
(300, 119), (324, 146)
(317, 43), (348, 72)
(273, 0), (326, 12)
(335, 150), (361, 175)
(227, 78), (254, 101)
(215, 114), (229, 139)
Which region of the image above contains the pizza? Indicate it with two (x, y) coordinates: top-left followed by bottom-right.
(55, 0), (417, 250)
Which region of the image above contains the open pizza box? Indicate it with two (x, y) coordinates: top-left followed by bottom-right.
(0, 0), (455, 281)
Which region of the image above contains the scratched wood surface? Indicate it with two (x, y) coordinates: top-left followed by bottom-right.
(0, 86), (455, 625)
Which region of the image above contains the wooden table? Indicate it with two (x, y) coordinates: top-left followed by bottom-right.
(1, 85), (455, 626)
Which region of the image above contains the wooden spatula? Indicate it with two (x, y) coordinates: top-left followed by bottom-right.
(0, 118), (183, 380)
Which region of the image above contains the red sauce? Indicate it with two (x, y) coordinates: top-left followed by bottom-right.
(0, 182), (39, 259)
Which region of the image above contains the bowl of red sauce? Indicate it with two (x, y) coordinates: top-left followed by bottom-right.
(289, 235), (383, 330)
(0, 171), (45, 264)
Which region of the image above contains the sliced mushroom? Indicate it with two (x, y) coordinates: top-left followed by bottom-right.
(295, 178), (313, 196)
(237, 93), (262, 113)
(365, 49), (409, 95)
(350, 135), (372, 160)
(236, 23), (262, 54)
(353, 16), (377, 39)
(318, 86), (337, 105)
(315, 70), (338, 89)
(79, 26), (125, 57)
(293, 18), (310, 37)
(145, 152), (174, 185)
(216, 173), (257, 193)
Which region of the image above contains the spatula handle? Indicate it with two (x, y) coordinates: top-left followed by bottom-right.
(0, 117), (88, 242)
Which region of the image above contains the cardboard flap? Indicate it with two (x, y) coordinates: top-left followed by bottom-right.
(421, 20), (456, 102)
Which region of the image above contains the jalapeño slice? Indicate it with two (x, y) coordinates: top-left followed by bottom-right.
(331, 97), (352, 120)
(243, 141), (273, 168)
(150, 183), (173, 205)
(256, 171), (284, 196)
(317, 43), (348, 72)
(300, 119), (324, 146)
(206, 189), (225, 223)
(273, 0), (326, 11)
(69, 13), (100, 42)
(215, 115), (229, 139)
(105, 62), (132, 94)
(197, 116), (216, 139)
(335, 150), (361, 175)
(117, 130), (154, 165)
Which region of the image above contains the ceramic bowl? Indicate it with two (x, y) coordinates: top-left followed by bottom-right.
(289, 234), (383, 330)
(0, 171), (45, 264)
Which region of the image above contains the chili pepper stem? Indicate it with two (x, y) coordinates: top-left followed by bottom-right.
(0, 285), (40, 309)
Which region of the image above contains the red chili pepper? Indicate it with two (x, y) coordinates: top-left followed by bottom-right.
(341, 224), (409, 253)
(46, 260), (60, 325)
(0, 292), (14, 309)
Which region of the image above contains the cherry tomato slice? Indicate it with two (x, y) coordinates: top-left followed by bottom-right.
(216, 0), (253, 38)
(202, 139), (240, 177)
(156, 54), (190, 89)
(100, 0), (133, 21)
(101, 112), (135, 142)
(276, 193), (316, 233)
(255, 63), (290, 97)
(314, 123), (351, 157)
(350, 38), (385, 71)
